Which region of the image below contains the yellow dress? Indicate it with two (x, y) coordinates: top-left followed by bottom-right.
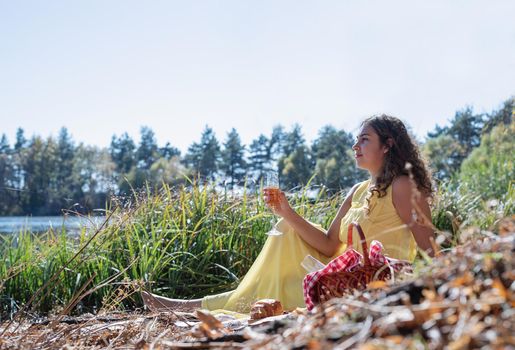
(201, 179), (417, 312)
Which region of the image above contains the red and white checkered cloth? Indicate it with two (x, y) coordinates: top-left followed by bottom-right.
(302, 240), (412, 310)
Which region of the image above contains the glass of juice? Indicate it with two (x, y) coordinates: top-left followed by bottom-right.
(263, 171), (282, 236)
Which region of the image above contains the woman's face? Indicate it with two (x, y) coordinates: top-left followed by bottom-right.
(352, 124), (388, 174)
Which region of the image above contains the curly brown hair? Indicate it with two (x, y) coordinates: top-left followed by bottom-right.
(361, 115), (434, 203)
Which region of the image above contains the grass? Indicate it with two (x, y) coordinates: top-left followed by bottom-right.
(0, 179), (341, 318)
(1, 170), (512, 319)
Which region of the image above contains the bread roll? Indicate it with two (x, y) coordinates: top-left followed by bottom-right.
(250, 299), (283, 320)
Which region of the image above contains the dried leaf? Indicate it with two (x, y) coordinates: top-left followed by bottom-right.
(497, 216), (514, 236)
(195, 310), (224, 332)
(448, 334), (471, 350)
(383, 335), (404, 344)
(306, 339), (322, 349)
(422, 288), (438, 301)
(367, 280), (387, 290)
(491, 278), (508, 300)
(450, 272), (473, 287)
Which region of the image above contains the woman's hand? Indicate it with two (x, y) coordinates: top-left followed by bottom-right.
(263, 189), (293, 218)
(261, 184), (354, 257)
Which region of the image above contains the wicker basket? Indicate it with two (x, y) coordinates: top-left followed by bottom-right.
(315, 222), (393, 303)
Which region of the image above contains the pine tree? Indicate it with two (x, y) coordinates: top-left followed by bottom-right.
(14, 128), (26, 151)
(56, 127), (78, 207)
(136, 127), (159, 170)
(159, 142), (181, 160)
(281, 124), (305, 156)
(0, 135), (14, 214)
(0, 134), (10, 154)
(183, 126), (221, 180)
(22, 136), (53, 214)
(248, 134), (271, 182)
(221, 128), (246, 187)
(269, 125), (286, 163)
(110, 132), (136, 174)
(45, 136), (63, 213)
(12, 128), (27, 194)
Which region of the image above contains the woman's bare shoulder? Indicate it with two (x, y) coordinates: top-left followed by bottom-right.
(392, 175), (411, 191)
(392, 175), (430, 203)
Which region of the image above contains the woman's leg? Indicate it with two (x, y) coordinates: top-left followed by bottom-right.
(201, 290), (235, 310)
(221, 219), (332, 312)
(141, 291), (202, 312)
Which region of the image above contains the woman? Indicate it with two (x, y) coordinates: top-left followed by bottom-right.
(143, 115), (435, 312)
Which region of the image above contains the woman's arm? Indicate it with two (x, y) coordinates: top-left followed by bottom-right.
(267, 183), (360, 257)
(392, 176), (436, 257)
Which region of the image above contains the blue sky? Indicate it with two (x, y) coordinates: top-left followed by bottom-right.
(1, 0), (514, 153)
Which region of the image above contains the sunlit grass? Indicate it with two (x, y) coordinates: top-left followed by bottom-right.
(1, 173), (512, 318)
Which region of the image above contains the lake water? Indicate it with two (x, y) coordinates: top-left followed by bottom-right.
(0, 216), (106, 235)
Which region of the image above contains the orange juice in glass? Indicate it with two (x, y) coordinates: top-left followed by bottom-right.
(263, 171), (282, 236)
(263, 187), (280, 208)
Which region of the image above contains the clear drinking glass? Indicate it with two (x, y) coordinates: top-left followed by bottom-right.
(263, 171), (282, 236)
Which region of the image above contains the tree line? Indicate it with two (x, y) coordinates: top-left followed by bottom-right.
(0, 98), (512, 215)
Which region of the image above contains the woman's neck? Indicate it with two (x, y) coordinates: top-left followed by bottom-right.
(368, 171), (379, 186)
